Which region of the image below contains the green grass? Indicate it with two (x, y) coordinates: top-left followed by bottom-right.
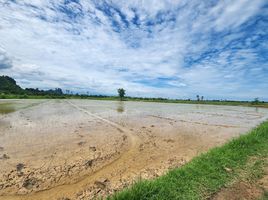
(124, 98), (268, 108)
(108, 121), (268, 200)
(260, 191), (268, 200)
(1, 94), (268, 108)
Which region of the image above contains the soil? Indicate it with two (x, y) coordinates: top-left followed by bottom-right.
(0, 99), (268, 200)
(212, 167), (268, 200)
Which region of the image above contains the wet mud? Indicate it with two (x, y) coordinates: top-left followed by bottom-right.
(0, 99), (268, 200)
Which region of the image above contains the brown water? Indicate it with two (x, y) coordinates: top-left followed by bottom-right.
(0, 103), (16, 114)
(0, 99), (267, 200)
(0, 100), (45, 114)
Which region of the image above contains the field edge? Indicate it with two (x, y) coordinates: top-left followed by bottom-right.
(108, 120), (268, 200)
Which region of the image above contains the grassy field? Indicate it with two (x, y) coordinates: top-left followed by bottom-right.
(108, 121), (268, 200)
(1, 94), (268, 108)
(125, 98), (268, 108)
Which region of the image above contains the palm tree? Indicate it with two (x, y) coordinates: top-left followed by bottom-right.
(196, 95), (200, 101)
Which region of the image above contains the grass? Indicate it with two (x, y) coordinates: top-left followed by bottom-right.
(1, 94), (268, 108)
(108, 121), (268, 200)
(260, 191), (268, 200)
(124, 98), (268, 108)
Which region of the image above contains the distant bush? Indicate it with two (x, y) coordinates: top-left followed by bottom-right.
(0, 93), (6, 99)
(19, 94), (28, 99)
(44, 95), (51, 99)
(251, 98), (260, 105)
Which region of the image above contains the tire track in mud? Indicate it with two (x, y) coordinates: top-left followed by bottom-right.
(0, 100), (141, 200)
(66, 101), (131, 134)
(148, 115), (245, 128)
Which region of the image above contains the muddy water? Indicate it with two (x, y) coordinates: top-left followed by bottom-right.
(0, 103), (15, 114)
(0, 100), (268, 200)
(0, 100), (44, 114)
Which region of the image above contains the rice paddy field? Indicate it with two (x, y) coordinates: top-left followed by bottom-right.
(0, 99), (268, 200)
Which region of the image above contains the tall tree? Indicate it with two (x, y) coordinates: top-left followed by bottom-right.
(118, 88), (126, 101)
(252, 97), (260, 105)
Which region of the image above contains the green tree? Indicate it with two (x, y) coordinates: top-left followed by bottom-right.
(0, 76), (23, 94)
(252, 97), (260, 105)
(118, 88), (126, 101)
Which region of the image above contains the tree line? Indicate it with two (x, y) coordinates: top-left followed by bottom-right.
(0, 75), (125, 99)
(0, 75), (265, 104)
(0, 75), (63, 96)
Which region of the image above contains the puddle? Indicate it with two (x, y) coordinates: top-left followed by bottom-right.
(0, 100), (46, 115)
(0, 103), (16, 114)
(116, 101), (125, 113)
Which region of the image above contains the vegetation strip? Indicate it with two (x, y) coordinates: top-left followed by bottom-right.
(1, 75), (268, 108)
(108, 121), (268, 200)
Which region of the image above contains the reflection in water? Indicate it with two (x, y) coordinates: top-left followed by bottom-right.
(195, 105), (201, 110)
(116, 101), (125, 113)
(0, 103), (16, 114)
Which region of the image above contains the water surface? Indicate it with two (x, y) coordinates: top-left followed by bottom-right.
(0, 99), (268, 200)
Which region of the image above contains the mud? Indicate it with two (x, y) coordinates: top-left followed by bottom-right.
(0, 99), (268, 200)
(213, 182), (264, 200)
(213, 164), (268, 200)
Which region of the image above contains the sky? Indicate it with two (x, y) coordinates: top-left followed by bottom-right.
(0, 0), (267, 101)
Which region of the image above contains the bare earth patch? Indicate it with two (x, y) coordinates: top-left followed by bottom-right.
(213, 163), (268, 200)
(1, 99), (268, 200)
(213, 182), (263, 200)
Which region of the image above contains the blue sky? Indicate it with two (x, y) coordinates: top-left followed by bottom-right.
(0, 0), (267, 100)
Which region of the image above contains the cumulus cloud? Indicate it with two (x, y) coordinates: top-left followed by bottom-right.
(0, 48), (13, 69)
(0, 0), (267, 100)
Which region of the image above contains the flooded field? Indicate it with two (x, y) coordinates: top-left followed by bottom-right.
(0, 99), (268, 200)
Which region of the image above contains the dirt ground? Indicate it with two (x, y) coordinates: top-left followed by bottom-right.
(213, 166), (268, 200)
(0, 99), (268, 200)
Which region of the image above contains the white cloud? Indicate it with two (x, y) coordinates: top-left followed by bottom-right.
(0, 0), (267, 100)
